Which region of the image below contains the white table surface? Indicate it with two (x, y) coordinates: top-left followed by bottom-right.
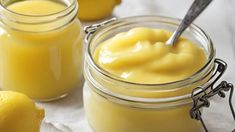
(39, 0), (235, 131)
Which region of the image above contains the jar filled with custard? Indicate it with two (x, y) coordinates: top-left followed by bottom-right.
(0, 0), (83, 101)
(83, 16), (235, 132)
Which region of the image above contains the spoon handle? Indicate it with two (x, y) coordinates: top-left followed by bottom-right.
(167, 0), (213, 45)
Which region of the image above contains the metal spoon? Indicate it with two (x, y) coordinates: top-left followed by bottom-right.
(166, 0), (213, 45)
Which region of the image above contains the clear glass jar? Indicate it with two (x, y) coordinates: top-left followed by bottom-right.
(0, 0), (83, 101)
(83, 16), (234, 132)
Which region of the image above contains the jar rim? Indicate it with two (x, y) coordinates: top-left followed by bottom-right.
(0, 0), (79, 32)
(86, 15), (215, 88)
(0, 0), (77, 17)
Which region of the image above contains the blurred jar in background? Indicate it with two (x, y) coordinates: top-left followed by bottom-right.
(0, 0), (83, 101)
(78, 0), (121, 21)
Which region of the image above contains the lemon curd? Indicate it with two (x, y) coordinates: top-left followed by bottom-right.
(7, 0), (65, 15)
(0, 0), (83, 100)
(94, 27), (206, 84)
(83, 17), (214, 132)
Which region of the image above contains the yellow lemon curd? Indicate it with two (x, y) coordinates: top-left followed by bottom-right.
(0, 91), (44, 132)
(7, 0), (65, 15)
(78, 0), (121, 21)
(0, 0), (83, 100)
(85, 27), (207, 132)
(94, 27), (206, 83)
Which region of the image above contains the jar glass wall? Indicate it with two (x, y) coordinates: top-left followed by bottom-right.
(83, 16), (215, 132)
(0, 0), (83, 101)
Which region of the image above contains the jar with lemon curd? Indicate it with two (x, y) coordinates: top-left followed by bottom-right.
(83, 16), (235, 132)
(0, 0), (83, 101)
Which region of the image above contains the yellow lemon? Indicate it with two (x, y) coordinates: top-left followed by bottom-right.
(78, 0), (121, 21)
(0, 91), (44, 132)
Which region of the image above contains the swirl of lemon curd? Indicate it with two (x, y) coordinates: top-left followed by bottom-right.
(94, 27), (206, 84)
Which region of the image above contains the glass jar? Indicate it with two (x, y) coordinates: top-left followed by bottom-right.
(83, 16), (235, 132)
(0, 0), (83, 101)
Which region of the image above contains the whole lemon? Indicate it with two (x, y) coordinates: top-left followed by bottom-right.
(0, 91), (44, 132)
(77, 0), (121, 21)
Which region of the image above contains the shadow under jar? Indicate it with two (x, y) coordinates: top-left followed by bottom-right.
(83, 16), (235, 132)
(0, 0), (83, 101)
